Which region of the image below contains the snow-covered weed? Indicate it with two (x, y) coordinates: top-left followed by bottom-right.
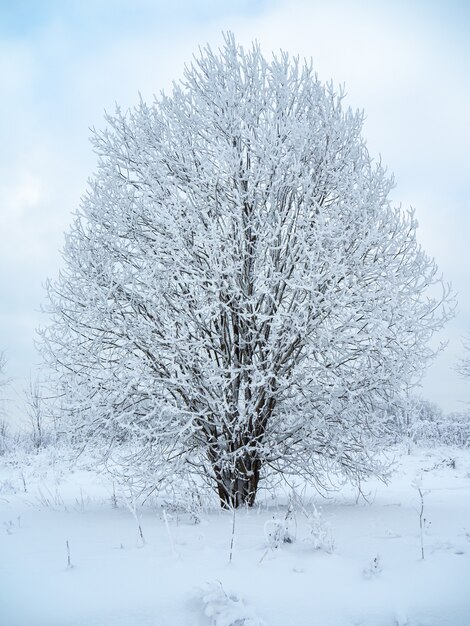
(110, 482), (118, 509)
(3, 519), (14, 535)
(0, 419), (10, 456)
(363, 554), (382, 579)
(0, 479), (17, 495)
(35, 485), (65, 510)
(285, 489), (334, 553)
(305, 505), (334, 553)
(73, 488), (91, 512)
(118, 480), (146, 546)
(65, 539), (73, 569)
(259, 505), (295, 563)
(161, 487), (205, 524)
(412, 476), (430, 559)
(264, 506), (294, 550)
(201, 582), (265, 626)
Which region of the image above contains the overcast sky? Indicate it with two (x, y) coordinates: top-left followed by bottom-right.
(1, 0), (469, 418)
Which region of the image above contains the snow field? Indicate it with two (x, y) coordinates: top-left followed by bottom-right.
(1, 447), (470, 626)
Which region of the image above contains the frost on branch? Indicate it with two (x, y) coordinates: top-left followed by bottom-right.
(40, 34), (452, 508)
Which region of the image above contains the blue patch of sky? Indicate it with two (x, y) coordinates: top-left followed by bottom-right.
(0, 0), (53, 37)
(0, 0), (276, 39)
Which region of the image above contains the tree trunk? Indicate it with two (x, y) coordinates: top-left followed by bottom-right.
(214, 456), (261, 509)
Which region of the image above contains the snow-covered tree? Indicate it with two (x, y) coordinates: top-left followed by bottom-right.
(0, 352), (5, 387)
(0, 352), (8, 431)
(388, 394), (444, 449)
(0, 351), (5, 392)
(41, 35), (452, 507)
(458, 333), (470, 380)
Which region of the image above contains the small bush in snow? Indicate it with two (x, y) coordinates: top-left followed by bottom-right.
(264, 505), (294, 550)
(0, 479), (17, 495)
(426, 457), (456, 471)
(161, 485), (206, 524)
(305, 505), (334, 553)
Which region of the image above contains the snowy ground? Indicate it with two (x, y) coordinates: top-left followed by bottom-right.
(1, 447), (470, 626)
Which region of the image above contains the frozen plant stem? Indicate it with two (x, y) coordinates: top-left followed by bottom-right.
(162, 508), (176, 556)
(66, 539), (72, 568)
(418, 487), (425, 560)
(229, 506), (236, 563)
(120, 484), (146, 546)
(138, 519), (144, 544)
(128, 504), (145, 545)
(111, 482), (117, 509)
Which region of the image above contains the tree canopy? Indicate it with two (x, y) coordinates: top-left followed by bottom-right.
(42, 34), (452, 507)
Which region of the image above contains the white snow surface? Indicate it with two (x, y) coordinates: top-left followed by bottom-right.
(1, 446), (469, 626)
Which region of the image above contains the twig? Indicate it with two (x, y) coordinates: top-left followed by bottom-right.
(418, 487), (425, 560)
(229, 505), (236, 563)
(162, 508), (176, 556)
(66, 539), (73, 568)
